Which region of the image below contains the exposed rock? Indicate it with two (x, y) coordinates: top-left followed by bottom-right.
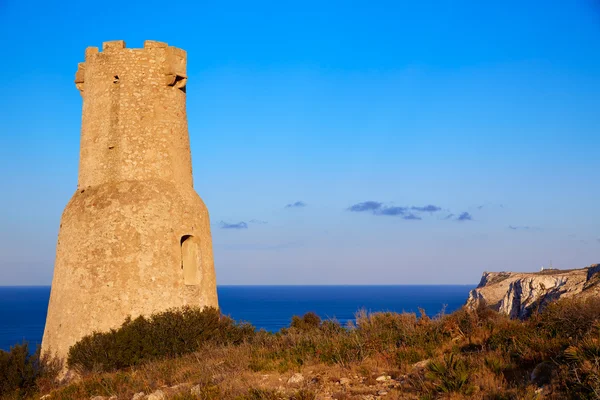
(170, 383), (188, 391)
(411, 359), (431, 370)
(132, 392), (145, 400)
(535, 385), (552, 396)
(190, 385), (202, 396)
(40, 396), (51, 400)
(375, 375), (391, 382)
(339, 377), (351, 385)
(466, 264), (600, 319)
(287, 373), (305, 384)
(147, 390), (166, 400)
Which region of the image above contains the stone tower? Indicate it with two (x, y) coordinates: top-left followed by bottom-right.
(42, 40), (218, 360)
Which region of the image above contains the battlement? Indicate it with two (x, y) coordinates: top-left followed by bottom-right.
(84, 40), (183, 55)
(76, 40), (187, 93)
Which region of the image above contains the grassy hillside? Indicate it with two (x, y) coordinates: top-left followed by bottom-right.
(3, 298), (600, 399)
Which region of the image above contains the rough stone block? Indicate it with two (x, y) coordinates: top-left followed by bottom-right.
(144, 40), (168, 49)
(102, 40), (126, 52)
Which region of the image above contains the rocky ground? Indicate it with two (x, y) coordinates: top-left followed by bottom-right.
(73, 362), (431, 400)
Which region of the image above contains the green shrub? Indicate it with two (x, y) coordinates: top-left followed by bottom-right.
(484, 353), (509, 376)
(355, 310), (419, 351)
(315, 331), (364, 366)
(0, 342), (61, 398)
(486, 320), (532, 354)
(532, 297), (600, 340)
(396, 346), (428, 365)
(426, 353), (475, 395)
(290, 312), (321, 331)
(320, 319), (344, 335)
(67, 306), (255, 372)
(557, 328), (600, 398)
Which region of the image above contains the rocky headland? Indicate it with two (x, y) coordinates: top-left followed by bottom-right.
(466, 263), (600, 319)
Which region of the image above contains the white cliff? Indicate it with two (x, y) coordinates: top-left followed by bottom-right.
(466, 264), (600, 319)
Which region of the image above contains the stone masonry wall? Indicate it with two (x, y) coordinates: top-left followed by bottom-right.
(42, 41), (218, 361)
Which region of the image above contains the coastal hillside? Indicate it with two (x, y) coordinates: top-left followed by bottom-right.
(5, 297), (600, 399)
(466, 264), (600, 319)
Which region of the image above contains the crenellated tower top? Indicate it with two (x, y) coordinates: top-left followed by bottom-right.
(74, 40), (193, 189)
(75, 40), (187, 93)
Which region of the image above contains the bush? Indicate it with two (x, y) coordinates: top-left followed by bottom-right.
(558, 328), (600, 398)
(425, 353), (475, 395)
(67, 306), (255, 372)
(532, 297), (600, 340)
(0, 342), (61, 398)
(355, 310), (419, 351)
(290, 312), (321, 332)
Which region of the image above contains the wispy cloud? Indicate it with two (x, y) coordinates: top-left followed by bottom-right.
(376, 206), (407, 216)
(347, 202), (420, 220)
(411, 205), (442, 213)
(476, 203), (504, 210)
(443, 212), (472, 222)
(249, 219), (268, 224)
(220, 221), (248, 229)
(375, 207), (421, 220)
(457, 212), (473, 221)
(285, 201), (306, 208)
(347, 201), (383, 212)
(509, 225), (530, 230)
(347, 201), (471, 222)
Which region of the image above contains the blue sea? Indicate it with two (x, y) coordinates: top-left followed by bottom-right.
(0, 285), (472, 352)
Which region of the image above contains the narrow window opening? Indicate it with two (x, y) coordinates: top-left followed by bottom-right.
(181, 235), (201, 285)
(113, 75), (120, 84)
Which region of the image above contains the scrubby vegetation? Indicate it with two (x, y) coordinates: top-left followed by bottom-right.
(3, 297), (600, 399)
(67, 307), (254, 372)
(0, 343), (60, 399)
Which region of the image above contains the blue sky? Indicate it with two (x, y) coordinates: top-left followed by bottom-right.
(0, 0), (599, 285)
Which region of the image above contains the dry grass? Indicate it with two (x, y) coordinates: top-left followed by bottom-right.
(4, 297), (600, 399)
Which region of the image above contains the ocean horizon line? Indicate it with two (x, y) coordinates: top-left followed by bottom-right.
(0, 283), (477, 288)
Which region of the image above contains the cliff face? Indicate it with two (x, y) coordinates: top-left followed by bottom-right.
(466, 264), (600, 319)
